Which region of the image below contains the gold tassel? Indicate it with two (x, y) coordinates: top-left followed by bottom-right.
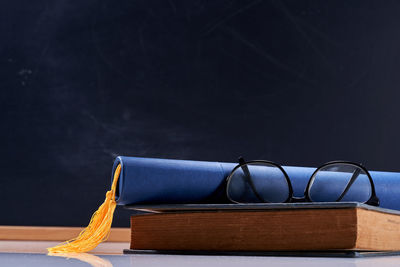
(47, 164), (121, 253)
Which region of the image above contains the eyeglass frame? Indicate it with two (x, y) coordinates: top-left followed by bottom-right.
(225, 157), (380, 206)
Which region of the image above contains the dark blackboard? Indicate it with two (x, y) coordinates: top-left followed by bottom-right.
(2, 0), (400, 227)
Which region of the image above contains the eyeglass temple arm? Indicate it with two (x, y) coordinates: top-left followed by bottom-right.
(336, 168), (361, 202)
(238, 157), (266, 202)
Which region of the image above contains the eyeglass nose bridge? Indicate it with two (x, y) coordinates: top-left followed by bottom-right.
(289, 196), (309, 203)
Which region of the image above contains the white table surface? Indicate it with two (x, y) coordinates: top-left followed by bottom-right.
(2, 241), (400, 267)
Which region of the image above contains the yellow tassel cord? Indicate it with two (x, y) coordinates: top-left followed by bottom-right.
(47, 164), (121, 253)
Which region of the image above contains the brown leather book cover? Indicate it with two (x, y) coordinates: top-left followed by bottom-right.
(129, 205), (400, 251)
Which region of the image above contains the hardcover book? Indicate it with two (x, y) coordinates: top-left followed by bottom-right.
(126, 203), (400, 252)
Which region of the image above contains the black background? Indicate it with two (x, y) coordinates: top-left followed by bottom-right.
(1, 0), (400, 227)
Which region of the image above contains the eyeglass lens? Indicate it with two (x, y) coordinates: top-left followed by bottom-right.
(226, 162), (290, 203)
(308, 163), (372, 203)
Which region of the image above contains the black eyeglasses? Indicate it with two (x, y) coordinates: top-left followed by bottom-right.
(225, 157), (380, 206)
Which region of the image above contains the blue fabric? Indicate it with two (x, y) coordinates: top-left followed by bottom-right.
(112, 156), (234, 205)
(112, 156), (400, 210)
